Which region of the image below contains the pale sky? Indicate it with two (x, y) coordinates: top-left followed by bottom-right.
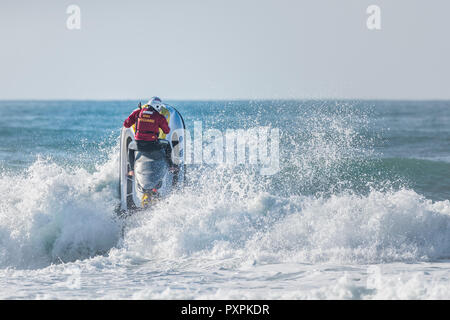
(0, 0), (449, 100)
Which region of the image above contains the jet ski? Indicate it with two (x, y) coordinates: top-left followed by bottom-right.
(119, 103), (186, 212)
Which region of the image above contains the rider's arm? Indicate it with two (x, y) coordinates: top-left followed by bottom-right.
(123, 109), (140, 128)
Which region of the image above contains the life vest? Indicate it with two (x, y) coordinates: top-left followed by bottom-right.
(135, 106), (160, 141)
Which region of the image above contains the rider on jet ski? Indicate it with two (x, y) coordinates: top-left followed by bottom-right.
(123, 96), (170, 177)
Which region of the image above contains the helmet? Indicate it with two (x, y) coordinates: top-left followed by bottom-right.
(147, 96), (164, 112)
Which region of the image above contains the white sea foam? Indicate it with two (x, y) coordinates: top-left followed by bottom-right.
(120, 187), (450, 268)
(2, 143), (450, 272)
(0, 150), (122, 269)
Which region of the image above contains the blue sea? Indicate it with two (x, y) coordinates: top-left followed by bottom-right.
(1, 100), (450, 299)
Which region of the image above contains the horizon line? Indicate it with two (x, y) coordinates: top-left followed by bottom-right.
(1, 97), (450, 102)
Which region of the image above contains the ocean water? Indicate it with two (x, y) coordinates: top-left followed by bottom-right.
(1, 100), (450, 299)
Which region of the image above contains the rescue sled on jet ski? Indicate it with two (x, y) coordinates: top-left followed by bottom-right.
(119, 103), (186, 211)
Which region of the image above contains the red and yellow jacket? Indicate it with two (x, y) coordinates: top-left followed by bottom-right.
(123, 107), (170, 141)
